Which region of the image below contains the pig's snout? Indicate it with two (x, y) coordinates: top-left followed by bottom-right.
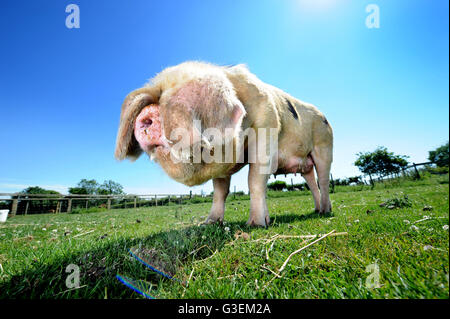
(134, 104), (167, 151)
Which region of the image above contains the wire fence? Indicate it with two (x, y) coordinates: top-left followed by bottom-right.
(0, 191), (219, 216)
(0, 161), (441, 217)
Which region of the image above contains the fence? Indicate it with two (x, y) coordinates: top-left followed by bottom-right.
(0, 191), (212, 216)
(364, 161), (435, 185)
(0, 162), (440, 216)
(403, 162), (435, 179)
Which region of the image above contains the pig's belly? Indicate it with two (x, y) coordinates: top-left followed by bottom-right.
(275, 154), (314, 175)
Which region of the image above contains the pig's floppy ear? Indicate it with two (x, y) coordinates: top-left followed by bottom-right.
(189, 76), (246, 145)
(115, 87), (160, 161)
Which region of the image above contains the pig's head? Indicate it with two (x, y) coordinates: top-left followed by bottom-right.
(115, 62), (246, 186)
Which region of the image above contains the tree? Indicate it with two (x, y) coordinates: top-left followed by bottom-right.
(267, 181), (287, 191)
(68, 179), (125, 210)
(69, 179), (125, 195)
(355, 146), (409, 179)
(428, 142), (449, 167)
(70, 179), (100, 195)
(67, 187), (88, 195)
(21, 186), (59, 195)
(98, 180), (124, 195)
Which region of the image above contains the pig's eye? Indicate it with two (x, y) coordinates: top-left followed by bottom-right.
(143, 119), (153, 126)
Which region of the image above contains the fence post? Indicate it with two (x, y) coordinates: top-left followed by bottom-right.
(107, 197), (111, 210)
(168, 195), (171, 205)
(25, 201), (29, 215)
(67, 198), (72, 214)
(11, 199), (18, 216)
(134, 196), (137, 209)
(189, 190), (192, 199)
(413, 163), (421, 179)
(155, 195), (158, 206)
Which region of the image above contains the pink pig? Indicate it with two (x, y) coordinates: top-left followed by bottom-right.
(115, 61), (333, 227)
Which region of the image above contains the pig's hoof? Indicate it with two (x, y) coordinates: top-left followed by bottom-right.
(202, 216), (223, 225)
(246, 215), (270, 227)
(319, 210), (332, 217)
(319, 203), (332, 215)
(319, 206), (332, 215)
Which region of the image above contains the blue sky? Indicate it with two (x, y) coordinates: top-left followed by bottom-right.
(0, 0), (448, 195)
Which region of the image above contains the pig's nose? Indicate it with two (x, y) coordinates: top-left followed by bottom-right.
(142, 118), (153, 126)
(134, 104), (165, 151)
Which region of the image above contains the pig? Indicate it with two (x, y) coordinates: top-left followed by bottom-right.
(115, 61), (333, 227)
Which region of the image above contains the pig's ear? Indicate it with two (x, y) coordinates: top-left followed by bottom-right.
(198, 82), (246, 148)
(115, 87), (160, 161)
(225, 64), (261, 108)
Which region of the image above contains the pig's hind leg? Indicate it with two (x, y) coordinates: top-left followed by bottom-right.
(311, 146), (333, 214)
(204, 176), (231, 224)
(301, 160), (321, 213)
(247, 163), (270, 227)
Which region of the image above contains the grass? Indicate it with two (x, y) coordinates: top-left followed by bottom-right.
(0, 175), (448, 299)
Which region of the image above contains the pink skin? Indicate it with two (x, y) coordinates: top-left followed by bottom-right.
(284, 155), (314, 174)
(134, 105), (168, 152)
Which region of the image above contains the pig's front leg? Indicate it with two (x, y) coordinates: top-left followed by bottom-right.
(247, 163), (270, 227)
(204, 176), (231, 224)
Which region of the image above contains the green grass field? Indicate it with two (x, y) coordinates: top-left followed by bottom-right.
(0, 175), (448, 299)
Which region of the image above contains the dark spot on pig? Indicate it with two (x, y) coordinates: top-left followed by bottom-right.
(323, 118), (329, 126)
(286, 99), (298, 120)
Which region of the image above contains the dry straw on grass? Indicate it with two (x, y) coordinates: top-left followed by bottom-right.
(262, 229), (348, 290)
